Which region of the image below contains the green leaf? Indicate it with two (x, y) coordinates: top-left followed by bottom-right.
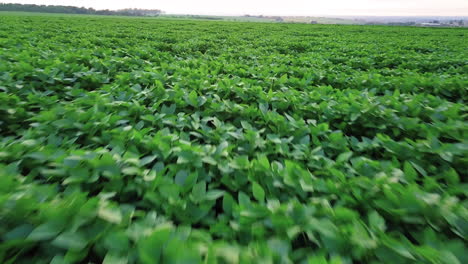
(122, 167), (140, 176)
(368, 211), (386, 232)
(188, 90), (198, 107)
(351, 221), (377, 249)
(403, 161), (417, 182)
(191, 181), (206, 203)
(279, 74), (288, 83)
(138, 224), (173, 264)
(440, 251), (461, 264)
(143, 170), (157, 181)
(3, 224), (34, 241)
(252, 182), (265, 202)
(103, 253), (128, 264)
(445, 168), (460, 184)
(98, 204), (122, 224)
(205, 190), (225, 201)
(28, 221), (64, 241)
(259, 103), (268, 114)
(103, 231), (130, 252)
(222, 193), (235, 215)
(383, 237), (415, 260)
(238, 192), (251, 207)
(51, 231), (88, 251)
(308, 255), (328, 264)
(140, 155), (157, 166)
(63, 155), (83, 168)
(336, 152), (353, 163)
(175, 170), (188, 186)
(257, 154), (270, 169)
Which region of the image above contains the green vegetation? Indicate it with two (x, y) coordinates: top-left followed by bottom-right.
(0, 3), (162, 17)
(0, 13), (467, 264)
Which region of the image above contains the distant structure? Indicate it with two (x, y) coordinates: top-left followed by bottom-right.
(448, 20), (465, 26)
(243, 14), (284, 22)
(420, 22), (443, 27)
(310, 21), (318, 24)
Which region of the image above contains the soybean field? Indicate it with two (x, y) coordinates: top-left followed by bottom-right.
(0, 13), (467, 264)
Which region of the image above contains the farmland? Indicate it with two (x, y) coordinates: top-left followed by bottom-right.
(0, 13), (467, 264)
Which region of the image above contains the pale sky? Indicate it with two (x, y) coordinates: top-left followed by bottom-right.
(5, 0), (468, 16)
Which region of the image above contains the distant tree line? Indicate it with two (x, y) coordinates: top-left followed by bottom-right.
(186, 15), (223, 20)
(244, 14), (283, 22)
(0, 3), (163, 16)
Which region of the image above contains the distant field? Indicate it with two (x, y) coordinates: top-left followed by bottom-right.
(0, 11), (362, 24)
(0, 13), (467, 264)
(280, 16), (363, 24)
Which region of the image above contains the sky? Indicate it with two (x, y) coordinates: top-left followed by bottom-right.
(5, 0), (468, 16)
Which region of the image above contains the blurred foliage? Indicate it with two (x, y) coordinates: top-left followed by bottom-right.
(0, 14), (467, 264)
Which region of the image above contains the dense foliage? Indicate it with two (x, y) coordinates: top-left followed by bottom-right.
(0, 4), (162, 16)
(0, 13), (467, 264)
